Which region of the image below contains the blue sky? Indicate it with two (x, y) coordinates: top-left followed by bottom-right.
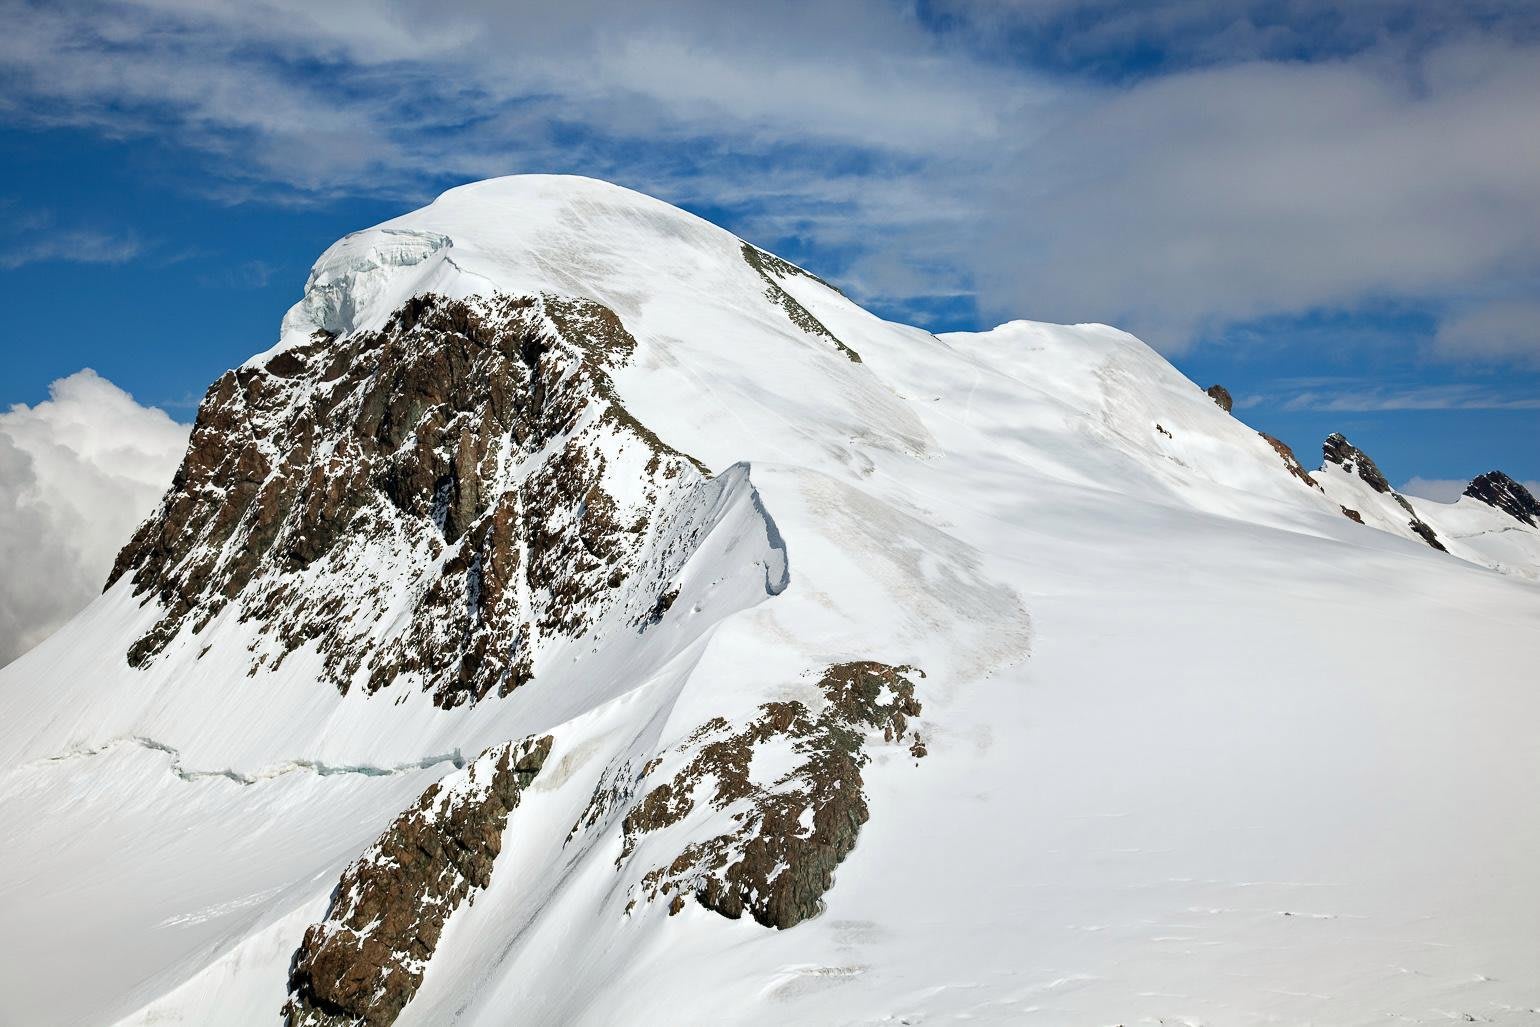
(1, 0), (1537, 493)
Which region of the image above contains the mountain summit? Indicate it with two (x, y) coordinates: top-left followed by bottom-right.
(3, 176), (1539, 1026)
(1465, 469), (1540, 527)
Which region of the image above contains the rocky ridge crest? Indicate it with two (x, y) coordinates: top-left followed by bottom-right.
(109, 293), (710, 706)
(1321, 432), (1447, 552)
(1465, 471), (1540, 527)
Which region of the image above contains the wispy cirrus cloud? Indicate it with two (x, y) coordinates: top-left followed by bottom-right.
(0, 211), (143, 270)
(1274, 382), (1540, 412)
(194, 258), (280, 290)
(1433, 299), (1540, 364)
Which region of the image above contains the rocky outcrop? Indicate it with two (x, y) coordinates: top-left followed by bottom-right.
(740, 243), (861, 363)
(1320, 433), (1447, 551)
(1206, 384), (1233, 412)
(1464, 471), (1540, 527)
(109, 293), (708, 707)
(1259, 432), (1320, 489)
(615, 661), (924, 929)
(284, 735), (553, 1027)
(1322, 432), (1393, 494)
(1407, 518), (1448, 552)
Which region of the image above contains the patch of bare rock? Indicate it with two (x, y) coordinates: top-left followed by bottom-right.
(284, 735), (553, 1027)
(617, 661), (925, 929)
(110, 293), (704, 707)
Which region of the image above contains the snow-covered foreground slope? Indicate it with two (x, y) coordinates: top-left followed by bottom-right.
(2, 176), (1538, 1026)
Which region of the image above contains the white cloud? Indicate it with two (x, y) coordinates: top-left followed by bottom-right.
(1400, 477), (1470, 503)
(933, 1), (1540, 71)
(0, 229), (142, 270)
(0, 370), (188, 666)
(3, 1), (1540, 363)
(0, 210), (142, 270)
(0, 0), (1039, 197)
(974, 39), (1540, 349)
(1433, 299), (1540, 363)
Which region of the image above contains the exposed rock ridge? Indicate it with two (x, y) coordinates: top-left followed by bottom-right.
(109, 292), (711, 706)
(611, 661), (925, 929)
(284, 735), (553, 1027)
(1321, 432), (1447, 552)
(1259, 432), (1320, 490)
(1464, 471), (1540, 527)
(740, 243), (862, 363)
(1323, 432), (1393, 494)
(1407, 518), (1448, 552)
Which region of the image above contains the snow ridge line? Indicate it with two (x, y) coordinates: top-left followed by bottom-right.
(32, 735), (466, 785)
(730, 460), (791, 596)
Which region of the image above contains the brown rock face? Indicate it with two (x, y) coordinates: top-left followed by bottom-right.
(109, 293), (705, 707)
(1206, 384), (1233, 412)
(1259, 432), (1320, 490)
(284, 735), (553, 1027)
(616, 661), (924, 929)
(1464, 471), (1540, 527)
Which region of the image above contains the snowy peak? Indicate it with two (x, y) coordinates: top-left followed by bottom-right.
(271, 175), (849, 356)
(257, 175), (933, 481)
(1322, 431), (1395, 495)
(1314, 432), (1540, 581)
(1464, 470), (1540, 527)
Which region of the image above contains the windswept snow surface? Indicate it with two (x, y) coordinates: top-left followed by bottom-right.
(3, 176), (1539, 1026)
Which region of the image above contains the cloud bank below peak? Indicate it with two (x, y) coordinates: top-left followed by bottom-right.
(0, 370), (188, 666)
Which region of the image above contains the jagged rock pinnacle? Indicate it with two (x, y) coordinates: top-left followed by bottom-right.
(1464, 471), (1540, 527)
(1322, 432), (1393, 494)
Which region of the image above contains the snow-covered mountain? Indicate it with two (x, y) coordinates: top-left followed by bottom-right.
(1312, 435), (1540, 583)
(2, 175), (1538, 1026)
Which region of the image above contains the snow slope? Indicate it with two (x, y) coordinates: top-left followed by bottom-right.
(2, 175), (1538, 1026)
